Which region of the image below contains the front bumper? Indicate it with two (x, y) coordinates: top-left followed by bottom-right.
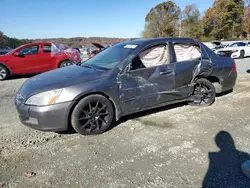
(230, 51), (240, 59)
(216, 51), (240, 59)
(15, 100), (74, 132)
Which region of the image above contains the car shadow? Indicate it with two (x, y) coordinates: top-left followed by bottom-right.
(6, 74), (38, 80)
(110, 101), (189, 131)
(57, 101), (189, 135)
(216, 89), (233, 97)
(202, 131), (250, 187)
(59, 88), (235, 135)
(55, 127), (77, 135)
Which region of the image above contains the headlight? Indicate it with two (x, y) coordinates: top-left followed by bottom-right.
(25, 89), (63, 106)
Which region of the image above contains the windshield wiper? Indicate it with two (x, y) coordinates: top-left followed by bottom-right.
(81, 64), (97, 70)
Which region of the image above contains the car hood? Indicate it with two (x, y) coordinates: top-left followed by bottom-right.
(0, 53), (10, 60)
(18, 65), (108, 98)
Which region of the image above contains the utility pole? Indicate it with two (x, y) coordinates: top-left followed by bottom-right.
(179, 19), (182, 37)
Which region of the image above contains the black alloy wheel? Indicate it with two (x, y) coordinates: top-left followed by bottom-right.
(190, 78), (216, 106)
(71, 95), (114, 135)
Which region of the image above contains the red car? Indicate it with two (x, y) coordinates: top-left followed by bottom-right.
(0, 42), (81, 80)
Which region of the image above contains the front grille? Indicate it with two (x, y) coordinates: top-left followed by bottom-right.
(218, 51), (233, 57)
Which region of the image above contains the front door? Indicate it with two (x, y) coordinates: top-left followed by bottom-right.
(118, 54), (176, 113)
(12, 44), (43, 74)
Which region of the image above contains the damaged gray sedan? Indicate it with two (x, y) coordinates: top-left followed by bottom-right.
(15, 38), (237, 135)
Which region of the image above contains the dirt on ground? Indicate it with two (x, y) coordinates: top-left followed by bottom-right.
(1, 65), (250, 187)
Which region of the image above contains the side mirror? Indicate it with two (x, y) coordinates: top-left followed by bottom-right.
(13, 51), (24, 57)
(13, 51), (19, 56)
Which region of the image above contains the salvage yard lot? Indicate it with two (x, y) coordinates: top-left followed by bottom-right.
(0, 58), (250, 187)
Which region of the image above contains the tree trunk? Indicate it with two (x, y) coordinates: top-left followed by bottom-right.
(232, 21), (235, 38)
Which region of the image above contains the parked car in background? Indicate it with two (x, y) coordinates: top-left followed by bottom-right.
(78, 48), (89, 62)
(203, 41), (224, 51)
(15, 38), (237, 135)
(0, 48), (12, 55)
(0, 42), (81, 80)
(88, 43), (105, 58)
(79, 48), (88, 55)
(87, 43), (113, 59)
(215, 41), (250, 59)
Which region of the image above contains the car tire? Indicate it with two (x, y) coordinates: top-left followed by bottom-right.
(59, 60), (74, 68)
(71, 94), (114, 135)
(239, 50), (245, 59)
(189, 78), (216, 106)
(0, 65), (9, 81)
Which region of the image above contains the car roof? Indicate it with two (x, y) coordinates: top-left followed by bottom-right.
(23, 42), (62, 46)
(115, 37), (197, 47)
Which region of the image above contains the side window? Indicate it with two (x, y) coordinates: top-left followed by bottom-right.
(130, 44), (169, 71)
(174, 43), (201, 62)
(43, 45), (51, 53)
(19, 45), (39, 55)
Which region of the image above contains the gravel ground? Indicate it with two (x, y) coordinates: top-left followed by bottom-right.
(0, 58), (250, 188)
(234, 58), (250, 73)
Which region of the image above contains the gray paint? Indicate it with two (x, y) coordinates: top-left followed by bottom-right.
(15, 38), (237, 131)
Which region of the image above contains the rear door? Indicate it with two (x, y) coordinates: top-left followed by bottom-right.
(171, 41), (212, 99)
(118, 43), (176, 113)
(39, 44), (56, 71)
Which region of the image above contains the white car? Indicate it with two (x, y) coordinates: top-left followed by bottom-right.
(215, 41), (250, 59)
(203, 41), (224, 51)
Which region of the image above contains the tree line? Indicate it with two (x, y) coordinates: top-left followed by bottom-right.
(0, 31), (135, 49)
(0, 31), (32, 49)
(142, 0), (250, 41)
(1, 0), (249, 49)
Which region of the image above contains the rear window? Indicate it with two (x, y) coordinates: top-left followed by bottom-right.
(174, 43), (201, 62)
(43, 45), (51, 52)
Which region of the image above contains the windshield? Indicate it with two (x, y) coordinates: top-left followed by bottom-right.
(230, 42), (246, 47)
(5, 45), (24, 55)
(212, 42), (221, 45)
(81, 45), (136, 70)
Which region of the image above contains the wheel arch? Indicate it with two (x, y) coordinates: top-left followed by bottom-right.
(205, 76), (220, 84)
(58, 59), (70, 68)
(67, 92), (120, 130)
(0, 63), (11, 74)
(195, 75), (222, 93)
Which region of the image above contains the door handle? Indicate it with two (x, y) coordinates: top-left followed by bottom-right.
(160, 70), (172, 75)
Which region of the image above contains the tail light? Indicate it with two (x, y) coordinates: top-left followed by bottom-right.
(232, 60), (237, 71)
